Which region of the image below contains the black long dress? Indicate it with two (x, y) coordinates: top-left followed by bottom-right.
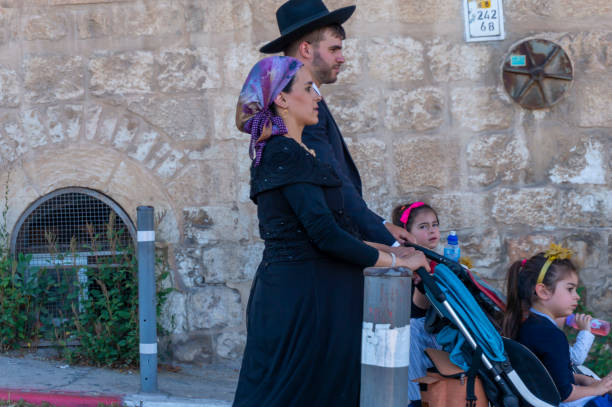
(233, 136), (379, 407)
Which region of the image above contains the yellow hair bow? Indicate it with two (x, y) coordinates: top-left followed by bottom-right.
(536, 243), (573, 284)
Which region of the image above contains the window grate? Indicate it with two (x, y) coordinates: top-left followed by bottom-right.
(11, 188), (136, 319)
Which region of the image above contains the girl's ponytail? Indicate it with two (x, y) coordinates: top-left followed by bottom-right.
(502, 260), (525, 339)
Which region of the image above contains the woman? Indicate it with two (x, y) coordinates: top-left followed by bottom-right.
(233, 56), (430, 407)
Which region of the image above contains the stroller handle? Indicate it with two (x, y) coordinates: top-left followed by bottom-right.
(414, 267), (446, 303)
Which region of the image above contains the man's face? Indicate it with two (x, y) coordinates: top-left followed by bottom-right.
(310, 30), (345, 85)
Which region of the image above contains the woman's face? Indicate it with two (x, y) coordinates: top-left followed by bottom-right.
(409, 210), (440, 250)
(282, 67), (321, 126)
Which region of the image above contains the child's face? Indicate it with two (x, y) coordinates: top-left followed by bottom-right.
(540, 271), (580, 319)
(409, 210), (440, 250)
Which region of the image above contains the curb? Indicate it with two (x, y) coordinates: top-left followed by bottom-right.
(124, 394), (232, 407)
(0, 389), (233, 407)
(0, 388), (122, 407)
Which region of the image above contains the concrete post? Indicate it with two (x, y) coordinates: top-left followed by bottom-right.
(137, 206), (158, 393)
(360, 267), (412, 407)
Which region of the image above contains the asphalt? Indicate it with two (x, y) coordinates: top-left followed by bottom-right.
(0, 352), (240, 407)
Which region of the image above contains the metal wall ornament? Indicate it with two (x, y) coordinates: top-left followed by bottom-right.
(502, 39), (573, 109)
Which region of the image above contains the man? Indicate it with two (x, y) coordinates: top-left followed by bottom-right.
(261, 0), (414, 248)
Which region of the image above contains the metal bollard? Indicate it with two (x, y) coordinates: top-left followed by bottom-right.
(361, 267), (412, 407)
(137, 206), (158, 392)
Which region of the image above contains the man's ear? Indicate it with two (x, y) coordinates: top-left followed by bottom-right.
(534, 283), (552, 300)
(297, 40), (313, 60)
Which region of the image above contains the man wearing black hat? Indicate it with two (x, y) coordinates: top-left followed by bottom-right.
(261, 0), (415, 250)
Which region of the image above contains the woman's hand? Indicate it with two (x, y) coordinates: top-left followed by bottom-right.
(396, 249), (430, 273)
(575, 313), (592, 332)
(384, 222), (416, 245)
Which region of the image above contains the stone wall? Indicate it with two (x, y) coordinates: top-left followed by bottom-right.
(0, 0), (609, 363)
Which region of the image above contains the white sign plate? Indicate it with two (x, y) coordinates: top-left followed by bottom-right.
(463, 0), (505, 42)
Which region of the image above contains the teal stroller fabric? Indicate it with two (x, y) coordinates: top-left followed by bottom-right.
(426, 264), (506, 370)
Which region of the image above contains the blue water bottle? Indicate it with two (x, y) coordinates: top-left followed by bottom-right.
(443, 231), (460, 262)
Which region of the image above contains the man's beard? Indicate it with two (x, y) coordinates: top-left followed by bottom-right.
(312, 50), (339, 85)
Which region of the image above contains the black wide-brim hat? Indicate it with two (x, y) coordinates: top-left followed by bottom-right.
(260, 0), (356, 54)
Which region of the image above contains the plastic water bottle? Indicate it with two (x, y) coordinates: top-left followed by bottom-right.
(443, 231), (460, 262)
(565, 314), (610, 336)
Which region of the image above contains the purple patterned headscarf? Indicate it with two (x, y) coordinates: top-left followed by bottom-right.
(236, 56), (303, 166)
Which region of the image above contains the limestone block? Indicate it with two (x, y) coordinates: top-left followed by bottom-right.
(112, 2), (183, 37)
(47, 104), (83, 143)
(49, 0), (121, 4)
(354, 0), (459, 24)
(0, 8), (19, 44)
(559, 189), (612, 227)
(575, 79), (612, 128)
(84, 103), (103, 141)
(428, 192), (490, 230)
(175, 247), (205, 288)
(562, 233), (603, 269)
(584, 277), (612, 321)
(23, 13), (68, 41)
(187, 286), (242, 330)
(394, 136), (459, 191)
(77, 9), (112, 39)
(183, 206), (248, 245)
(366, 37), (424, 82)
(21, 147), (119, 195)
(111, 115), (140, 152)
(211, 90), (245, 140)
(156, 149), (185, 180)
(384, 87), (445, 132)
(104, 161), (180, 244)
(505, 234), (555, 263)
(0, 66), (20, 107)
(428, 40), (492, 82)
(1, 166), (39, 233)
(549, 139), (606, 185)
(89, 51), (154, 97)
(171, 334), (213, 363)
(458, 228), (502, 277)
(325, 87), (380, 134)
(556, 31), (612, 73)
(215, 331), (246, 360)
(127, 129), (160, 163)
(160, 291), (188, 335)
(0, 111), (19, 162)
(167, 159), (237, 207)
(347, 138), (388, 211)
(126, 94), (209, 141)
(451, 87), (513, 132)
(222, 43), (262, 90)
(340, 38), (363, 84)
(184, 0), (251, 33)
(492, 188), (558, 226)
(504, 0), (554, 20)
(201, 242), (262, 284)
(554, 0), (612, 18)
(21, 108), (47, 153)
(157, 48), (221, 93)
(467, 133), (529, 186)
(24, 55), (85, 104)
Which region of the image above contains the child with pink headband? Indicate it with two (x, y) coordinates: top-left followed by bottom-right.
(391, 201), (442, 407)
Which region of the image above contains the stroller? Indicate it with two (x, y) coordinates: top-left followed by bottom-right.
(407, 243), (562, 407)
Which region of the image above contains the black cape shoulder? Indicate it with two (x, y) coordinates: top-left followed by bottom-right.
(250, 136), (341, 203)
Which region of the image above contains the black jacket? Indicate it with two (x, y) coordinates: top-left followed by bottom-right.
(302, 99), (395, 245)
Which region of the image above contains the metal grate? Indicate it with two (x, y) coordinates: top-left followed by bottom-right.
(11, 188), (136, 319)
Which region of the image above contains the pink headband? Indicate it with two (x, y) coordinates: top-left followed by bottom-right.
(399, 202), (425, 225)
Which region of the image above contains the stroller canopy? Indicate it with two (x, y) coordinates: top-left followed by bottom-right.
(427, 264), (506, 370)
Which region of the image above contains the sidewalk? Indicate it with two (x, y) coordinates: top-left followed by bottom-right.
(0, 352), (239, 407)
